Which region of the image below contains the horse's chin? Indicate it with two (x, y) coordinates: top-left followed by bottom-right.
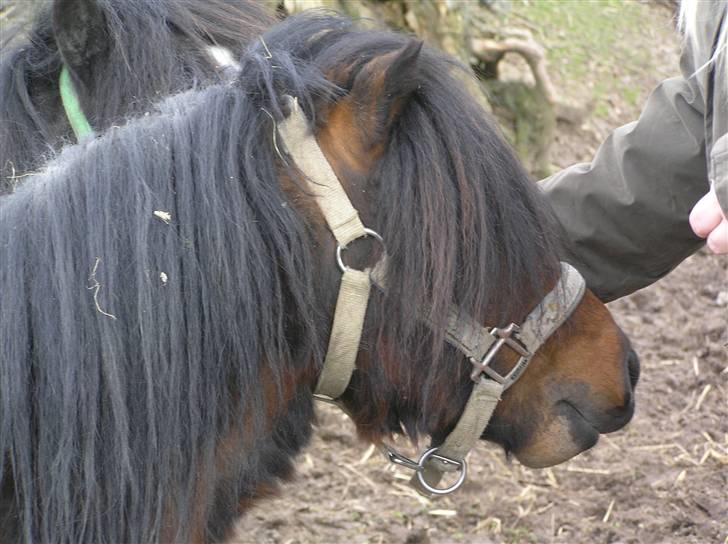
(509, 402), (601, 468)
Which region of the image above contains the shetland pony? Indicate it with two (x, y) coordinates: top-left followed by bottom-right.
(0, 13), (639, 543)
(0, 0), (274, 193)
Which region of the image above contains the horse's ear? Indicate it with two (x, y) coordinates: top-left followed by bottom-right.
(350, 40), (423, 144)
(52, 0), (108, 83)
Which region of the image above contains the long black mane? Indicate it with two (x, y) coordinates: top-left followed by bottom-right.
(0, 81), (324, 542)
(0, 0), (273, 193)
(0, 13), (559, 543)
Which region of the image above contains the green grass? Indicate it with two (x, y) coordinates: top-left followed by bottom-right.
(501, 0), (661, 119)
(502, 525), (538, 543)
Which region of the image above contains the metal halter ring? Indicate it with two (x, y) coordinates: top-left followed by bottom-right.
(336, 228), (385, 273)
(415, 447), (468, 496)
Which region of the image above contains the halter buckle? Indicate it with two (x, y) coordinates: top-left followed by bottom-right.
(469, 323), (531, 387)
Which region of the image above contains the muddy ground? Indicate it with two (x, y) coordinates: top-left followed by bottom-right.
(2, 1), (725, 543)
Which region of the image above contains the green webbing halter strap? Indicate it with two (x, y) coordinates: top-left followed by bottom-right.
(59, 65), (95, 141)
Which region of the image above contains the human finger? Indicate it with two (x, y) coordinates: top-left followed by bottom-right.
(706, 217), (728, 254)
(689, 190), (723, 238)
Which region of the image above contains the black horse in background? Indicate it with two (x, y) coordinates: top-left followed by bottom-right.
(0, 0), (274, 193)
(0, 11), (639, 544)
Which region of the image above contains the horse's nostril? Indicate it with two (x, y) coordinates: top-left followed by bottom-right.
(627, 349), (640, 388)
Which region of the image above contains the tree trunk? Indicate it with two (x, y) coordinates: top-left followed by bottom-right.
(268, 0), (560, 175)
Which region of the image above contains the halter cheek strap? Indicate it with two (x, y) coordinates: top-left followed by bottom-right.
(277, 96), (378, 402)
(277, 95), (587, 497)
(59, 65), (95, 142)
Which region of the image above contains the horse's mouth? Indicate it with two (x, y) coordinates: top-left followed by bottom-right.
(560, 400), (602, 442)
(561, 395), (635, 435)
(484, 393), (636, 469)
(560, 400), (598, 429)
(501, 402), (600, 469)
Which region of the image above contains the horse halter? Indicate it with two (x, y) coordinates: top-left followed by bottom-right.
(278, 95), (587, 497)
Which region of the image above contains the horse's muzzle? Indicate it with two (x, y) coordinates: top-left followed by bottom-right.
(574, 340), (640, 435)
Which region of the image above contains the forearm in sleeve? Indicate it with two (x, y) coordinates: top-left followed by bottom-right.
(541, 77), (709, 302)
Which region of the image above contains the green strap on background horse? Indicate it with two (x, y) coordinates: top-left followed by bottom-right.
(60, 65), (95, 141)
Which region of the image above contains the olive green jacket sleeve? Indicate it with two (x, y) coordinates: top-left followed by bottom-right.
(541, 49), (711, 302)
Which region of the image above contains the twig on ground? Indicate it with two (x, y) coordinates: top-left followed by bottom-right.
(694, 384), (712, 411)
(602, 499), (615, 523)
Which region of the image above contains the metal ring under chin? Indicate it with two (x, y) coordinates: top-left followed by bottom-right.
(415, 447), (468, 496)
(336, 228), (385, 273)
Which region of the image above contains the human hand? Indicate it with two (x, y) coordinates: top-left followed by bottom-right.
(689, 188), (728, 254)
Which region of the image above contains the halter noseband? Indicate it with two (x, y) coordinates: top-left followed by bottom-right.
(278, 96), (587, 497)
